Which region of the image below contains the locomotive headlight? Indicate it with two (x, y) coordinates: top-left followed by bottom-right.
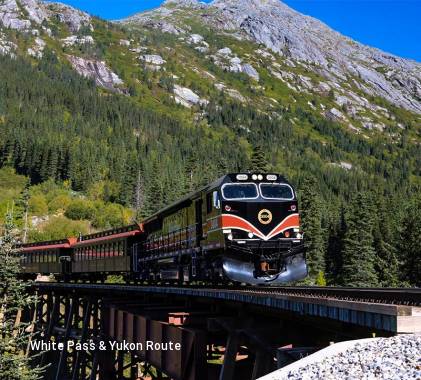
(296, 233), (302, 239)
(228, 233), (233, 241)
(252, 174), (258, 180)
(257, 174), (263, 180)
(248, 232), (254, 238)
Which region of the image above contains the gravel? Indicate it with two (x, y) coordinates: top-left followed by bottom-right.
(287, 335), (421, 380)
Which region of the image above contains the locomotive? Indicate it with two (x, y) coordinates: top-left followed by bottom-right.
(17, 174), (307, 285)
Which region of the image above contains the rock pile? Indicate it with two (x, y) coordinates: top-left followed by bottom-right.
(286, 335), (421, 380)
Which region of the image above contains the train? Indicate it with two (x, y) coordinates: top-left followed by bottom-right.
(16, 173), (307, 285)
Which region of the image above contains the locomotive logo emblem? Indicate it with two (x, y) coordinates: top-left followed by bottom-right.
(258, 209), (272, 225)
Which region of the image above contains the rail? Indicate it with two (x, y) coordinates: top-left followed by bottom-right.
(32, 283), (421, 306)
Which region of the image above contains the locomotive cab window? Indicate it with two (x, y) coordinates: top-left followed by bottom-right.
(259, 183), (294, 200)
(222, 183), (258, 200)
(212, 191), (221, 209)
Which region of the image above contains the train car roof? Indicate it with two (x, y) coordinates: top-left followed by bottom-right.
(141, 173), (291, 224)
(15, 238), (74, 253)
(75, 224), (142, 246)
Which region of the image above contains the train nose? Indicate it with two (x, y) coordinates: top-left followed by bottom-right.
(222, 255), (307, 285)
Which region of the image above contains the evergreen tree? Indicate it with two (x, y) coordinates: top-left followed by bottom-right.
(249, 145), (269, 172)
(299, 177), (325, 284)
(373, 196), (399, 286)
(141, 161), (164, 217)
(399, 198), (421, 287)
(0, 212), (42, 379)
(325, 204), (345, 285)
(340, 192), (378, 287)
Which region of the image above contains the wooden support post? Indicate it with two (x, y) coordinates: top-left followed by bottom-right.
(219, 333), (239, 380)
(90, 350), (100, 380)
(40, 294), (59, 366)
(117, 350), (124, 380)
(252, 350), (273, 380)
(98, 349), (116, 380)
(55, 297), (75, 380)
(72, 299), (92, 380)
(130, 353), (138, 380)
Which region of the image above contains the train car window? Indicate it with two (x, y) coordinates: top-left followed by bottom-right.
(212, 191), (221, 209)
(259, 183), (294, 200)
(222, 184), (258, 200)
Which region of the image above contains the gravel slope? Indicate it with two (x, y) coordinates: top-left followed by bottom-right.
(286, 335), (421, 380)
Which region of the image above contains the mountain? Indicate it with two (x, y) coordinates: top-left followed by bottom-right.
(0, 0), (421, 199)
(125, 0), (421, 115)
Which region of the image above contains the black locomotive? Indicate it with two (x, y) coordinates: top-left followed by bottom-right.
(17, 174), (307, 285)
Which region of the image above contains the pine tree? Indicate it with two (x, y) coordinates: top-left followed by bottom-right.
(325, 204), (345, 285)
(141, 161), (164, 218)
(340, 192), (378, 287)
(299, 177), (325, 284)
(0, 212), (43, 379)
(373, 196), (399, 287)
(249, 145), (269, 173)
(399, 198), (421, 287)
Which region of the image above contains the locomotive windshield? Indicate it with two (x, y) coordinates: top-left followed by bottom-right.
(260, 183), (294, 200)
(222, 183), (258, 200)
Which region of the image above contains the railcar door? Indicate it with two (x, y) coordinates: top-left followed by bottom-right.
(60, 253), (71, 275)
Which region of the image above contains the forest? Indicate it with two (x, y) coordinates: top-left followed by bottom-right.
(0, 51), (420, 288)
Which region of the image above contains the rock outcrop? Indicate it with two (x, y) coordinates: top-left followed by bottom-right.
(61, 35), (94, 47)
(0, 0), (92, 32)
(140, 54), (166, 66)
(173, 85), (208, 107)
(67, 55), (124, 92)
(27, 36), (45, 58)
(0, 31), (17, 55)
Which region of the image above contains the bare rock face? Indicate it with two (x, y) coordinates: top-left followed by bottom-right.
(212, 47), (260, 80)
(209, 0), (421, 113)
(122, 0), (421, 114)
(47, 2), (92, 32)
(0, 31), (17, 55)
(67, 55), (124, 92)
(173, 85), (208, 107)
(61, 35), (94, 47)
(27, 36), (45, 58)
(0, 0), (32, 30)
(140, 54), (166, 65)
(0, 0), (92, 32)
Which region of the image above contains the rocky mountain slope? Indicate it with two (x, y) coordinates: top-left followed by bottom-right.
(0, 0), (420, 191)
(125, 0), (421, 115)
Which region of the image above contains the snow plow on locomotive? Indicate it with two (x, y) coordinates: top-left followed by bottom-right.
(16, 174), (307, 285)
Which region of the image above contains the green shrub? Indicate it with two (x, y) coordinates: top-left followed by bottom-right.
(48, 194), (72, 213)
(29, 194), (48, 215)
(29, 216), (90, 241)
(65, 199), (95, 220)
(93, 203), (132, 229)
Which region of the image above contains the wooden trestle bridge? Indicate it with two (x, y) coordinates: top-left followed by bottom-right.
(21, 283), (421, 380)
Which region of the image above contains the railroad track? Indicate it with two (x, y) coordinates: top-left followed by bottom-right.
(34, 282), (421, 306)
(234, 286), (421, 306)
